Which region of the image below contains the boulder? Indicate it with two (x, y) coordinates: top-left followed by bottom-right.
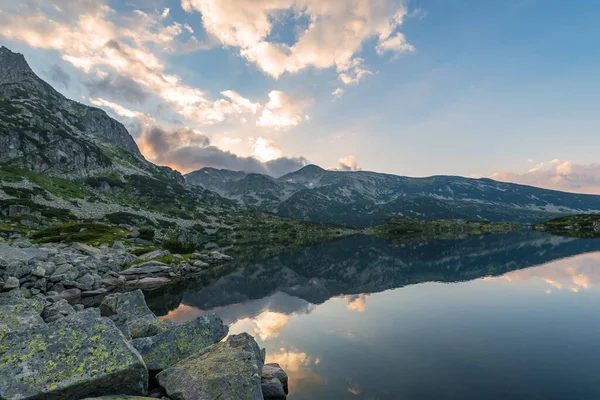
(0, 290), (44, 339)
(100, 289), (165, 339)
(262, 363), (289, 399)
(82, 288), (109, 297)
(32, 265), (46, 277)
(71, 242), (101, 256)
(209, 251), (233, 262)
(0, 309), (148, 400)
(192, 260), (209, 268)
(42, 299), (76, 322)
(120, 261), (171, 276)
(133, 314), (228, 371)
(78, 273), (96, 291)
(157, 333), (264, 400)
(2, 276), (19, 291)
(125, 277), (171, 288)
(137, 249), (165, 261)
(60, 287), (82, 300)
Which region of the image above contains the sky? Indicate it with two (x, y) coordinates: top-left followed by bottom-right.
(1, 0), (600, 193)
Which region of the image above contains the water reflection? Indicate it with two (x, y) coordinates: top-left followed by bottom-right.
(147, 231), (600, 399)
(498, 252), (600, 293)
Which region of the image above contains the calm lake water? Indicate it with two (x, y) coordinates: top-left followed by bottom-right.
(146, 231), (600, 400)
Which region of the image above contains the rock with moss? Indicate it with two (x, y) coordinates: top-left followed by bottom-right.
(0, 308), (148, 400)
(132, 313), (228, 372)
(99, 289), (166, 339)
(0, 289), (44, 339)
(157, 333), (265, 400)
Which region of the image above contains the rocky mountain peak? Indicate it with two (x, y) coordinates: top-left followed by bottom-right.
(0, 46), (34, 85)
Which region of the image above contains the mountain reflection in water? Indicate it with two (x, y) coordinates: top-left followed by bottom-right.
(146, 231), (600, 400)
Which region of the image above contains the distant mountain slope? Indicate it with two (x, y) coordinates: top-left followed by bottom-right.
(186, 164), (600, 226)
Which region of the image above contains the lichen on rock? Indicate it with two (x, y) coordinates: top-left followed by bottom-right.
(132, 313), (228, 372)
(157, 332), (265, 400)
(0, 308), (148, 400)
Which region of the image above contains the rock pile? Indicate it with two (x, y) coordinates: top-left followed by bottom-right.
(0, 288), (288, 400)
(0, 239), (232, 301)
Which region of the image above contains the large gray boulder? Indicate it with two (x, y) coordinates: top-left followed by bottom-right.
(262, 363), (289, 400)
(0, 290), (44, 339)
(132, 314), (228, 372)
(157, 333), (264, 400)
(0, 309), (148, 400)
(100, 289), (165, 339)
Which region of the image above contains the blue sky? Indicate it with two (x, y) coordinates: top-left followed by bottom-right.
(1, 0), (599, 192)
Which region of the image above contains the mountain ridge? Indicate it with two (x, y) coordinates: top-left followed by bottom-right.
(186, 164), (600, 226)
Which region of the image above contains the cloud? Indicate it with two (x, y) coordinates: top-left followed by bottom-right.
(85, 73), (151, 104)
(376, 32), (414, 55)
(257, 90), (312, 130)
(45, 64), (71, 89)
(182, 0), (414, 84)
(250, 137), (284, 162)
(134, 123), (308, 175)
(221, 90), (260, 114)
(0, 1), (256, 125)
(490, 160), (600, 194)
(89, 97), (146, 119)
(332, 87), (345, 100)
(336, 155), (361, 171)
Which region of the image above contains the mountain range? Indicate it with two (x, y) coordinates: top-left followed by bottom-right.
(185, 165), (600, 227)
(1, 45), (599, 239)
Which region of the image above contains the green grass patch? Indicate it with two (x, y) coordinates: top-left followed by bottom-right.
(30, 223), (129, 245)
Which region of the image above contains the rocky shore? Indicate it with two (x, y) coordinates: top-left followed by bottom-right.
(0, 238), (289, 400)
(0, 235), (232, 301)
(0, 288), (288, 399)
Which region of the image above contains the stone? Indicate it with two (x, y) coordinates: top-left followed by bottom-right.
(192, 260), (209, 268)
(112, 241), (126, 250)
(71, 242), (101, 255)
(126, 277), (171, 287)
(262, 363), (289, 399)
(100, 289), (165, 339)
(0, 309), (148, 400)
(60, 287), (82, 300)
(133, 314), (228, 371)
(191, 252), (208, 260)
(209, 251), (232, 262)
(120, 262), (171, 276)
(82, 288), (109, 297)
(74, 304), (85, 312)
(31, 265), (46, 277)
(157, 333), (264, 400)
(0, 290), (44, 339)
(78, 273), (96, 291)
(137, 249), (164, 261)
(42, 299), (75, 322)
(2, 276), (19, 291)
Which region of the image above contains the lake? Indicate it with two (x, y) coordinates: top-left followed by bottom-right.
(145, 231), (600, 400)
